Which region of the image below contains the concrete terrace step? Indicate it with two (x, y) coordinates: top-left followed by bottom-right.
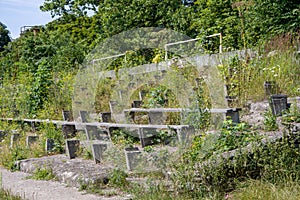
(0, 117), (190, 130)
(16, 154), (110, 188)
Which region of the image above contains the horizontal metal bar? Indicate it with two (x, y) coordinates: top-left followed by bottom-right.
(92, 53), (126, 63)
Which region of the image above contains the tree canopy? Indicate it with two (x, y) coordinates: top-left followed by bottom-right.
(40, 0), (99, 17)
(0, 22), (11, 52)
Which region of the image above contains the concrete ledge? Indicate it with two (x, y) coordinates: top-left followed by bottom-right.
(17, 154), (111, 188)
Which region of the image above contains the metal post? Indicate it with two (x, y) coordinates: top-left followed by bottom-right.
(220, 33), (223, 53)
(164, 45), (168, 61)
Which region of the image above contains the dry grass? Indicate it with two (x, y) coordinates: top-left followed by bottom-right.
(231, 179), (300, 200)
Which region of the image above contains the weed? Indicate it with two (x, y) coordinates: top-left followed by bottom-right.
(42, 123), (65, 154)
(108, 169), (129, 189)
(78, 177), (115, 196)
(143, 146), (154, 153)
(142, 86), (172, 108)
(76, 144), (93, 160)
(0, 145), (29, 171)
(0, 188), (23, 200)
(264, 110), (278, 131)
(282, 103), (300, 123)
(231, 179), (300, 200)
(111, 129), (139, 146)
(27, 167), (56, 181)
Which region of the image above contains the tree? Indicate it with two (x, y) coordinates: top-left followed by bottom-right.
(0, 22), (11, 52)
(98, 0), (185, 37)
(40, 0), (99, 17)
(244, 0), (300, 46)
(191, 0), (241, 51)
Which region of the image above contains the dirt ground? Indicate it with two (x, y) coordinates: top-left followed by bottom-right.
(0, 167), (129, 200)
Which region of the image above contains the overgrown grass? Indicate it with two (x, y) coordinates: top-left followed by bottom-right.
(0, 122), (51, 170)
(0, 188), (23, 200)
(218, 37), (300, 105)
(231, 179), (300, 200)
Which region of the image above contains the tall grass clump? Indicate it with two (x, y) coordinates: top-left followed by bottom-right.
(231, 179), (300, 200)
(218, 33), (300, 104)
(0, 188), (23, 200)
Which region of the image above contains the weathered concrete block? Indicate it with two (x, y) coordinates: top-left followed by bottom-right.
(26, 135), (39, 148)
(62, 124), (77, 139)
(269, 94), (288, 116)
(139, 90), (147, 101)
(226, 110), (240, 123)
(66, 139), (80, 159)
(85, 125), (109, 141)
(62, 110), (73, 121)
(10, 131), (20, 148)
(131, 100), (142, 108)
(124, 110), (135, 123)
(148, 111), (167, 125)
(176, 126), (195, 144)
(138, 128), (157, 147)
(45, 138), (55, 152)
(124, 147), (141, 171)
(79, 110), (89, 123)
(100, 112), (112, 123)
(92, 143), (108, 164)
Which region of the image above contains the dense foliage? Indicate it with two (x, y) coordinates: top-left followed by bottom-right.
(0, 0), (299, 117)
(0, 22), (11, 52)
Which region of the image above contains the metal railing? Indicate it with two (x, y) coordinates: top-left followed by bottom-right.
(91, 53), (126, 65)
(164, 33), (222, 60)
(91, 33), (223, 64)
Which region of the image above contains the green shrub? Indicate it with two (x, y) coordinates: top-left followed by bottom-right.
(111, 129), (139, 146)
(171, 130), (300, 198)
(0, 145), (29, 171)
(264, 110), (278, 131)
(42, 123), (65, 154)
(108, 169), (129, 188)
(27, 167), (56, 181)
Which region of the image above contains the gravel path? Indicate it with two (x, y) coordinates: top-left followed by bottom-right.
(0, 167), (125, 200)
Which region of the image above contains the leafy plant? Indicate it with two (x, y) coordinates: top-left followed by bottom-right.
(143, 146), (154, 153)
(181, 77), (211, 130)
(213, 120), (261, 153)
(111, 129), (139, 146)
(264, 110), (278, 131)
(27, 167), (56, 181)
(42, 123), (65, 154)
(0, 145), (29, 171)
(143, 85), (171, 108)
(282, 103), (300, 123)
(108, 169), (129, 188)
